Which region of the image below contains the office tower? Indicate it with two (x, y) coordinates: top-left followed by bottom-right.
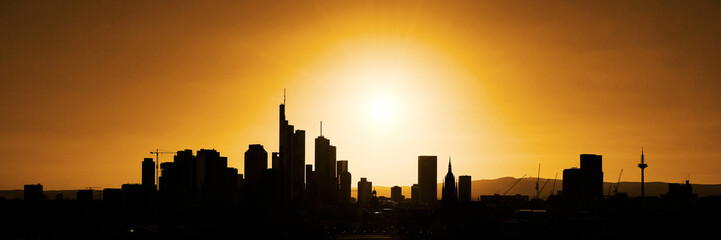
(315, 133), (337, 204)
(418, 156), (437, 205)
(244, 144), (267, 183)
(305, 164), (315, 203)
(337, 160), (351, 203)
(442, 158), (457, 204)
(173, 149), (197, 201)
(24, 184), (43, 202)
(291, 130), (306, 203)
(411, 184), (419, 204)
(562, 154), (604, 200)
(142, 158), (155, 191)
(339, 171), (351, 203)
(358, 177), (372, 207)
(337, 160), (348, 179)
(458, 175), (472, 202)
(196, 149), (232, 203)
(391, 186), (403, 202)
(277, 93), (306, 205)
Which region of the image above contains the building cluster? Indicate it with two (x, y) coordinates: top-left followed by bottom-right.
(21, 94), (697, 210)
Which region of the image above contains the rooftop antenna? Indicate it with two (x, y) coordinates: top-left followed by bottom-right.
(320, 121), (323, 136)
(283, 88), (286, 105)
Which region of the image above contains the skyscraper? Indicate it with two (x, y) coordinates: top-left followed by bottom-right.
(458, 175), (472, 202)
(315, 132), (337, 204)
(391, 186), (403, 202)
(142, 158), (155, 191)
(442, 158), (457, 204)
(337, 160), (351, 203)
(244, 144), (267, 184)
(418, 156), (437, 205)
(411, 184), (419, 204)
(277, 93), (306, 205)
(562, 154), (604, 200)
(358, 177), (372, 207)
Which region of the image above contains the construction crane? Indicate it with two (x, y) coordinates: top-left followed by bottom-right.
(535, 164), (541, 199)
(498, 174), (527, 195)
(550, 172), (558, 196)
(611, 169), (623, 196)
(150, 149), (175, 190)
(538, 178), (551, 198)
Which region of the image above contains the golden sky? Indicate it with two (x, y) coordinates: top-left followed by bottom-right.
(2, 0), (721, 190)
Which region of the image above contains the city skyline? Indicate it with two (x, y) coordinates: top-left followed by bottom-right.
(3, 0), (721, 190)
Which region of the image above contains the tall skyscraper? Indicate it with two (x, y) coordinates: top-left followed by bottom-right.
(458, 175), (472, 202)
(358, 177), (372, 207)
(315, 132), (337, 205)
(442, 158), (457, 204)
(418, 156), (437, 205)
(277, 93), (306, 205)
(244, 144), (267, 184)
(142, 158), (155, 191)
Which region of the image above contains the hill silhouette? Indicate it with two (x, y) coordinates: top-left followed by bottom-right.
(349, 177), (721, 200)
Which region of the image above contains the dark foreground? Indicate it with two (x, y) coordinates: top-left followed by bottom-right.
(2, 197), (721, 240)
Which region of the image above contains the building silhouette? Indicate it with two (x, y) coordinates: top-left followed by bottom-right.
(142, 158), (155, 191)
(411, 184), (419, 204)
(157, 149), (240, 205)
(314, 132), (337, 205)
(391, 186), (403, 202)
(103, 188), (122, 202)
(418, 156), (438, 205)
(358, 177), (372, 207)
(24, 184), (43, 201)
(77, 189), (93, 201)
(442, 158), (457, 204)
(244, 144), (267, 184)
(562, 154), (604, 200)
(458, 175), (472, 202)
(663, 180), (697, 201)
(305, 164), (315, 203)
(337, 160), (351, 203)
(275, 96), (306, 205)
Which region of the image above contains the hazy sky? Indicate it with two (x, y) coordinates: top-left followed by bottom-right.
(2, 0), (721, 190)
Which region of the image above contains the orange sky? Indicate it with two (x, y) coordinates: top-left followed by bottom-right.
(2, 0), (721, 190)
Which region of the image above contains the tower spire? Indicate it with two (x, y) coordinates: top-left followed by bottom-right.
(448, 156), (452, 171)
(283, 88), (286, 105)
(320, 121), (323, 137)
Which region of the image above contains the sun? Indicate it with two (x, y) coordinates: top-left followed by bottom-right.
(368, 96), (396, 124)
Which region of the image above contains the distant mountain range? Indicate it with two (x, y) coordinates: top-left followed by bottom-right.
(3, 177), (721, 200)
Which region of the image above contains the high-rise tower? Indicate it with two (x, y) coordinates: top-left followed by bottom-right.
(418, 156), (437, 205)
(442, 157), (457, 204)
(638, 148), (648, 198)
(276, 90), (306, 205)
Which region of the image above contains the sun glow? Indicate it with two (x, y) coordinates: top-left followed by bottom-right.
(367, 94), (397, 124)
